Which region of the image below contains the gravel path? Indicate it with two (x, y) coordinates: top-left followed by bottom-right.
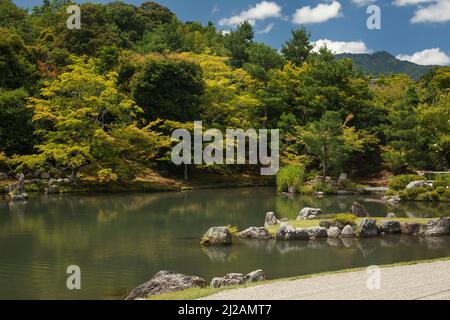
(201, 260), (450, 300)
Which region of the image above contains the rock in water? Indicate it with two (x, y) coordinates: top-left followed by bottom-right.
(275, 224), (309, 240)
(386, 213), (396, 218)
(327, 226), (341, 238)
(126, 271), (206, 299)
(238, 227), (271, 239)
(381, 220), (401, 233)
(264, 212), (279, 227)
(201, 227), (232, 246)
(210, 273), (244, 288)
(400, 222), (422, 235)
(359, 218), (378, 238)
(340, 225), (355, 238)
(297, 207), (324, 220)
(350, 202), (369, 217)
(306, 227), (328, 239)
(244, 270), (266, 282)
(419, 218), (450, 237)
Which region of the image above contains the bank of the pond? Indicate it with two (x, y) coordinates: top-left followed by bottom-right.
(1, 172), (275, 198)
(150, 256), (450, 300)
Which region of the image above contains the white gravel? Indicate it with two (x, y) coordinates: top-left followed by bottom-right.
(201, 260), (450, 300)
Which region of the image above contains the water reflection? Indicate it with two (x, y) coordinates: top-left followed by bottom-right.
(0, 187), (449, 299)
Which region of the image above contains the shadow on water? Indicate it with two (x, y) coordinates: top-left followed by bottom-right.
(0, 187), (449, 299)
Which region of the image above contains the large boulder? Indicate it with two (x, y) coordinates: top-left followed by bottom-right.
(358, 218), (379, 238)
(306, 227), (328, 239)
(238, 227), (271, 240)
(419, 218), (450, 237)
(210, 273), (244, 288)
(126, 271), (206, 299)
(244, 269), (266, 283)
(350, 202), (369, 217)
(45, 184), (60, 194)
(264, 212), (279, 227)
(406, 180), (430, 189)
(327, 226), (341, 238)
(381, 220), (401, 234)
(340, 225), (355, 238)
(275, 224), (309, 240)
(400, 222), (422, 235)
(297, 207), (324, 220)
(201, 227), (232, 246)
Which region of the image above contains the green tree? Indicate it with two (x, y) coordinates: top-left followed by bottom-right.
(0, 88), (35, 155)
(224, 21), (253, 68)
(130, 54), (204, 122)
(281, 27), (313, 66)
(12, 59), (163, 181)
(299, 111), (346, 180)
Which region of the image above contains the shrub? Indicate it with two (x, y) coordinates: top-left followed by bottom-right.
(428, 191), (440, 202)
(97, 169), (118, 184)
(388, 174), (425, 191)
(435, 186), (446, 195)
(313, 181), (336, 195)
(404, 186), (428, 200)
(276, 165), (305, 192)
(334, 214), (357, 226)
(433, 180), (450, 188)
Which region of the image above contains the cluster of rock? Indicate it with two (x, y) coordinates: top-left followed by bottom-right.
(126, 269), (266, 299)
(211, 269), (265, 288)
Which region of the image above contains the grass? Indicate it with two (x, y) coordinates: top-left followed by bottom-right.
(149, 255), (450, 300)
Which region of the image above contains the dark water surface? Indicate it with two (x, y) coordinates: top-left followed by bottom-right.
(1, 187), (450, 299)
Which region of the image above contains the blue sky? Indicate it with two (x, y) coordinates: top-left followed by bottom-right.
(13, 0), (450, 65)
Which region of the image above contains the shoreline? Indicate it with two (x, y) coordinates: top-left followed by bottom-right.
(150, 255), (450, 300)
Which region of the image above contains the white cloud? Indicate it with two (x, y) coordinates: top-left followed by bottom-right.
(256, 23), (275, 34)
(219, 1), (282, 27)
(312, 39), (370, 54)
(292, 1), (342, 24)
(396, 48), (450, 65)
(212, 4), (220, 15)
(410, 0), (450, 23)
(351, 0), (377, 6)
(393, 0), (435, 6)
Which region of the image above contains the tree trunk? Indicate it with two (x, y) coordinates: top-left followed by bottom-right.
(322, 144), (328, 183)
(69, 169), (78, 184)
(184, 164), (188, 180)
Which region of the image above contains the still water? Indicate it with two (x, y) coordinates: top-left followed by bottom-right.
(1, 187), (450, 299)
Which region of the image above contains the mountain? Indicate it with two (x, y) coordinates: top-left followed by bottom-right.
(336, 51), (435, 80)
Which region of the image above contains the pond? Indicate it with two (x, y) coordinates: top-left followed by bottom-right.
(1, 187), (450, 299)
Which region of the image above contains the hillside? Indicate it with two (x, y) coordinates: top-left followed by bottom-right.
(336, 51), (435, 80)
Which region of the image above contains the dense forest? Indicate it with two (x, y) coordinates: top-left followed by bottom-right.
(0, 0), (449, 186)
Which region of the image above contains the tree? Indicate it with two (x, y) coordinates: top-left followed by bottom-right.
(224, 21), (253, 68)
(179, 53), (260, 129)
(0, 88), (35, 155)
(0, 27), (38, 90)
(12, 59), (164, 181)
(130, 54), (204, 122)
(299, 112), (348, 180)
(281, 27), (313, 66)
(244, 42), (284, 82)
